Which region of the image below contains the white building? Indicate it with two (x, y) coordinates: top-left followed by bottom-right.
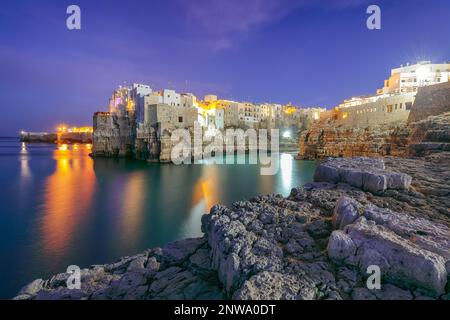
(378, 61), (450, 95)
(131, 83), (153, 124)
(163, 89), (181, 107)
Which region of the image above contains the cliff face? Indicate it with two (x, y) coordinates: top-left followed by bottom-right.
(298, 111), (450, 160)
(92, 112), (136, 157)
(298, 120), (410, 160)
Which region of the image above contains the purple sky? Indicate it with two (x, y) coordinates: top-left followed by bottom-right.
(0, 0), (449, 135)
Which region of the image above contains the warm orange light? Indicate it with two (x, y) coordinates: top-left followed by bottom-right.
(342, 112), (349, 119)
(126, 99), (135, 111)
(284, 106), (297, 115)
(68, 126), (93, 133)
(58, 144), (68, 151)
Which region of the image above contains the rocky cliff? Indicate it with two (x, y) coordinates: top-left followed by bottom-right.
(14, 153), (450, 300)
(298, 112), (450, 160)
(92, 112), (136, 157)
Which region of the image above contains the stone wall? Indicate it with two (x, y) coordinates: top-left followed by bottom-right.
(334, 92), (414, 128)
(408, 82), (450, 123)
(144, 104), (198, 132)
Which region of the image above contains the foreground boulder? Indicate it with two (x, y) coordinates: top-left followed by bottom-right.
(314, 157), (412, 193)
(328, 196), (449, 296)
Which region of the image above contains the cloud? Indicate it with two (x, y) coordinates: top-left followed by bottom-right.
(180, 0), (305, 49)
(179, 0), (374, 50)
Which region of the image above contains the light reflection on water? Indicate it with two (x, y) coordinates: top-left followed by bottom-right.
(41, 145), (96, 263)
(0, 139), (316, 298)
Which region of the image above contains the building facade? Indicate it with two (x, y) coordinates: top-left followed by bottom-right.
(337, 61), (450, 127)
(377, 61), (450, 95)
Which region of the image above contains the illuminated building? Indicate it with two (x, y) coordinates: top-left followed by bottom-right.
(377, 61), (450, 95)
(335, 61), (450, 127)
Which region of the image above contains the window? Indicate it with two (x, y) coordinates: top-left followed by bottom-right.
(387, 105), (393, 113)
(178, 116), (183, 123)
(405, 102), (413, 110)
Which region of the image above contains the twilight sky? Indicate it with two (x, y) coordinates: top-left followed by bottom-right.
(0, 0), (449, 135)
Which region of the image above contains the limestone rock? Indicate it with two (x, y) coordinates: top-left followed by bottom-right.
(314, 157), (412, 193)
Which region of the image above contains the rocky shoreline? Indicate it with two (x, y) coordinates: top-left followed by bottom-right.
(14, 152), (450, 300)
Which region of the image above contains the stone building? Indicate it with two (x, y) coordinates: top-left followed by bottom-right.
(377, 61), (450, 95)
(143, 103), (197, 132)
(335, 92), (415, 128)
(336, 61), (450, 128)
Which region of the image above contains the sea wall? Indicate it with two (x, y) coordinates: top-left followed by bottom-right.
(20, 132), (57, 143)
(14, 153), (450, 300)
(20, 132), (92, 144)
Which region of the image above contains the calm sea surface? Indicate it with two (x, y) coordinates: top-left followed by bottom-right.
(0, 137), (316, 298)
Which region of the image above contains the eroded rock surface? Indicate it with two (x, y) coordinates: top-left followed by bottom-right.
(314, 157), (412, 193)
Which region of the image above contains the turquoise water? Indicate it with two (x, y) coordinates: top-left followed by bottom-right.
(0, 137), (316, 298)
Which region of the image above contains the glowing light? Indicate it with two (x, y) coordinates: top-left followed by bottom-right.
(282, 130), (292, 138)
(342, 112), (349, 119)
(416, 65), (431, 84)
(284, 106), (297, 115)
(126, 99), (135, 111)
(41, 145), (95, 258)
(58, 144), (68, 151)
(86, 144), (92, 150)
(280, 153), (293, 191)
(313, 112), (319, 120)
(68, 126), (93, 133)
